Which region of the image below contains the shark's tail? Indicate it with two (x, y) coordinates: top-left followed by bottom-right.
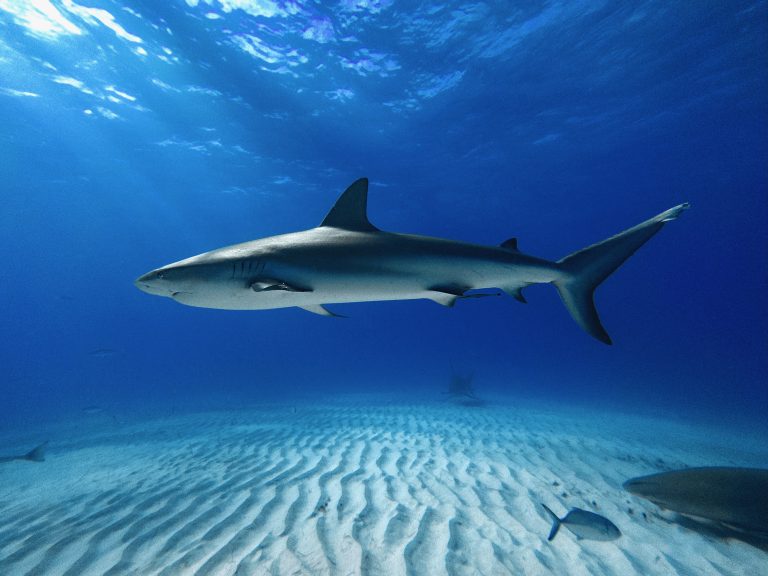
(541, 504), (562, 541)
(554, 203), (690, 344)
(24, 441), (48, 462)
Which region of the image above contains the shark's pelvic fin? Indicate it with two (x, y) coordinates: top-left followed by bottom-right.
(320, 177), (379, 232)
(300, 305), (344, 317)
(428, 285), (469, 307)
(554, 202), (690, 344)
(428, 291), (460, 307)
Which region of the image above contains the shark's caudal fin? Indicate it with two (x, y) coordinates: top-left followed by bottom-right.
(541, 504), (562, 541)
(554, 203), (690, 345)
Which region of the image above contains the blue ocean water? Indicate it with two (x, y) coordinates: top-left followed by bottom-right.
(0, 0), (766, 429)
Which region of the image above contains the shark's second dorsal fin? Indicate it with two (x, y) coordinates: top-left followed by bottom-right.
(320, 178), (378, 231)
(500, 238), (519, 251)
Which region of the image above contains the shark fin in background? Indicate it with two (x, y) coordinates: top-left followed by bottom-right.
(320, 178), (378, 232)
(24, 442), (48, 462)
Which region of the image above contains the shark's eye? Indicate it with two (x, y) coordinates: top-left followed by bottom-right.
(157, 272), (165, 279)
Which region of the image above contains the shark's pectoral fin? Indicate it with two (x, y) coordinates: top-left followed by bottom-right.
(300, 305), (345, 317)
(250, 279), (312, 293)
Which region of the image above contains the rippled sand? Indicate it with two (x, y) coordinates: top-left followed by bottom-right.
(0, 401), (765, 575)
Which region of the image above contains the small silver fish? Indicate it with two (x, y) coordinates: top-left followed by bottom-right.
(542, 504), (622, 542)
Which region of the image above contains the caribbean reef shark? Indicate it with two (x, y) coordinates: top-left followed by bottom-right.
(135, 178), (688, 344)
(624, 467), (768, 538)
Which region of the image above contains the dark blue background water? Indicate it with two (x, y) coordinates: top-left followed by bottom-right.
(1, 1), (766, 428)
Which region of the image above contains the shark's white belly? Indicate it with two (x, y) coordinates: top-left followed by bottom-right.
(172, 254), (537, 310)
(173, 274), (495, 310)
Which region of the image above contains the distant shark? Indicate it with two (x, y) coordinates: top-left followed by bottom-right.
(0, 442), (47, 464)
(136, 178), (688, 344)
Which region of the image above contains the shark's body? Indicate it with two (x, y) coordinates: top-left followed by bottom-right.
(136, 178), (688, 343)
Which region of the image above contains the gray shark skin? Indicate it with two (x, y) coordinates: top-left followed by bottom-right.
(0, 442), (47, 464)
(135, 178), (689, 344)
(624, 467), (768, 537)
(541, 504), (621, 541)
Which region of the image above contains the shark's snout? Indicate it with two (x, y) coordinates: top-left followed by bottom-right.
(134, 270), (168, 296)
(622, 479), (657, 495)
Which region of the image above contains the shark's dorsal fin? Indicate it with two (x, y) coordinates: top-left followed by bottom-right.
(24, 441), (48, 462)
(500, 238), (519, 251)
(320, 178), (378, 231)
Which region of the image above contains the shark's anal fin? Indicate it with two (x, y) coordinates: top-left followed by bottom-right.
(500, 284), (529, 303)
(510, 287), (527, 303)
(250, 279), (312, 293)
(300, 305), (344, 317)
(320, 178), (378, 232)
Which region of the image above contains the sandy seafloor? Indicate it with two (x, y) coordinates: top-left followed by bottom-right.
(0, 398), (766, 576)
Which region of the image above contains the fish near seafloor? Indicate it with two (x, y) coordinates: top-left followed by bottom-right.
(0, 442), (47, 464)
(541, 504), (622, 542)
(135, 178), (689, 344)
(624, 467), (768, 537)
